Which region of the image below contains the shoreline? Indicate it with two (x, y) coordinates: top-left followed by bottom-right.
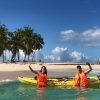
(0, 63), (100, 81)
(0, 70), (75, 81)
(0, 63), (100, 71)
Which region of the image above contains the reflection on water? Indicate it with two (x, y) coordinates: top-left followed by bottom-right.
(36, 87), (46, 100)
(0, 81), (100, 100)
(36, 87), (46, 93)
(76, 87), (87, 100)
(77, 96), (86, 100)
(76, 86), (87, 93)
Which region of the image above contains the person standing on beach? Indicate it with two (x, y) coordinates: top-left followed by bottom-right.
(29, 64), (47, 87)
(74, 62), (92, 87)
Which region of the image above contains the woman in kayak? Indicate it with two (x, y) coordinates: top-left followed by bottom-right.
(29, 64), (47, 87)
(74, 62), (92, 87)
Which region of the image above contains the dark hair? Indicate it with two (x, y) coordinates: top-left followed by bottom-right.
(40, 66), (47, 75)
(77, 65), (82, 69)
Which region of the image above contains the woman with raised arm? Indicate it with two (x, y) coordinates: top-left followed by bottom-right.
(74, 62), (92, 87)
(29, 63), (47, 87)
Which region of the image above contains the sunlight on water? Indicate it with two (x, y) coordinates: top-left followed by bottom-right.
(0, 81), (100, 100)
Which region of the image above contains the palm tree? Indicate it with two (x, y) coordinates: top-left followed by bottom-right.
(32, 33), (44, 61)
(20, 26), (34, 62)
(8, 30), (22, 62)
(0, 24), (44, 63)
(0, 24), (8, 62)
(20, 26), (44, 62)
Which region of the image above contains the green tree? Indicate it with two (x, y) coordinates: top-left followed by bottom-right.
(32, 33), (44, 61)
(20, 26), (34, 62)
(0, 24), (8, 62)
(8, 30), (22, 62)
(0, 24), (44, 63)
(20, 26), (44, 62)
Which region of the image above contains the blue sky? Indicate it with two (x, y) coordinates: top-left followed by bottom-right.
(0, 0), (100, 62)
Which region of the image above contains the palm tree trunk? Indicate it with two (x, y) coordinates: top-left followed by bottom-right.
(11, 52), (16, 62)
(4, 49), (6, 62)
(17, 51), (20, 62)
(11, 54), (14, 62)
(32, 50), (36, 62)
(3, 51), (4, 63)
(23, 53), (27, 62)
(28, 55), (30, 62)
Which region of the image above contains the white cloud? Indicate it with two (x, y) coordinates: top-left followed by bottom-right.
(52, 47), (67, 55)
(82, 28), (100, 41)
(0, 50), (44, 62)
(71, 51), (82, 59)
(44, 55), (60, 62)
(31, 48), (95, 63)
(0, 50), (12, 62)
(44, 47), (71, 62)
(18, 50), (44, 61)
(60, 30), (76, 41)
(70, 51), (86, 62)
(5, 50), (12, 60)
(43, 47), (90, 63)
(19, 50), (25, 59)
(60, 28), (100, 47)
(0, 47), (95, 63)
(34, 50), (44, 61)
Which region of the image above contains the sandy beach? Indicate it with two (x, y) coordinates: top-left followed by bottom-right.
(0, 63), (100, 81)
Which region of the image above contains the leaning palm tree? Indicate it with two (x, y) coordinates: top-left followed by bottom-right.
(32, 33), (44, 61)
(8, 30), (22, 62)
(0, 24), (45, 63)
(21, 26), (44, 62)
(0, 24), (8, 62)
(20, 26), (34, 62)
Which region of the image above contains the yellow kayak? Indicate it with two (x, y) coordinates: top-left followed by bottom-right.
(18, 76), (100, 88)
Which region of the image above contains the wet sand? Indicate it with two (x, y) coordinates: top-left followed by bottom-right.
(0, 69), (76, 80)
(0, 63), (100, 81)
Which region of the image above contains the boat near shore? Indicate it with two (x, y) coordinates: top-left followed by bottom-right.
(18, 76), (100, 89)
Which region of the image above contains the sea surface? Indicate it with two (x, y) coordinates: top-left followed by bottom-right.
(0, 80), (100, 100)
(0, 70), (100, 100)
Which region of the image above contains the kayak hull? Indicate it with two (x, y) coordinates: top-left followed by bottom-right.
(18, 76), (100, 88)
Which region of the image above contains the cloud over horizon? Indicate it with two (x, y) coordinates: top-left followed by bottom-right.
(0, 47), (96, 63)
(44, 47), (92, 63)
(60, 27), (100, 47)
(44, 47), (69, 62)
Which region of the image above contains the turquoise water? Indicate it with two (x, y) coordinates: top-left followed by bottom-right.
(0, 81), (100, 100)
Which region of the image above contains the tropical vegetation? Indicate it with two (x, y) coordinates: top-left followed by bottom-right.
(0, 24), (44, 62)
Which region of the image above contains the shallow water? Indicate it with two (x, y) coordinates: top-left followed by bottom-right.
(0, 81), (100, 100)
(48, 69), (100, 78)
(0, 70), (100, 100)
